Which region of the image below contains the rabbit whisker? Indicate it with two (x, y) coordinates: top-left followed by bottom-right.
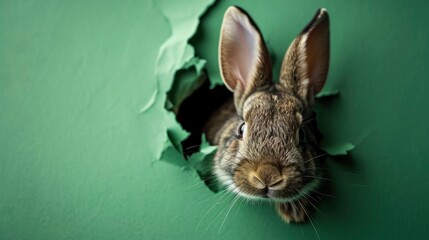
(185, 144), (202, 151)
(298, 200), (320, 240)
(313, 189), (335, 198)
(196, 190), (230, 232)
(304, 153), (327, 163)
(218, 194), (241, 233)
(206, 191), (236, 233)
(297, 188), (326, 219)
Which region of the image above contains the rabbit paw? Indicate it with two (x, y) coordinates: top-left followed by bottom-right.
(275, 199), (310, 223)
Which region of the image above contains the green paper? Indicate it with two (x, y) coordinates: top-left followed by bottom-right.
(188, 134), (217, 171)
(320, 141), (355, 156)
(315, 89), (351, 155)
(153, 0), (215, 166)
(316, 89), (340, 98)
(167, 57), (207, 112)
(2, 0), (429, 239)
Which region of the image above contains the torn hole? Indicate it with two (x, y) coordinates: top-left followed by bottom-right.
(155, 2), (355, 195)
(163, 61), (355, 193)
(166, 65), (232, 192)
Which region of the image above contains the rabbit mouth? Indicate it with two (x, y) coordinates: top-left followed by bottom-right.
(273, 178), (321, 202)
(229, 178), (321, 203)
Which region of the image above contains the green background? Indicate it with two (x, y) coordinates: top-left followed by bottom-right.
(1, 0), (429, 239)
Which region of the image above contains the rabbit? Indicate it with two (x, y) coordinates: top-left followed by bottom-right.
(204, 6), (330, 223)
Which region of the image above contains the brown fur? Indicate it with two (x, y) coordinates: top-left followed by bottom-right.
(204, 7), (330, 223)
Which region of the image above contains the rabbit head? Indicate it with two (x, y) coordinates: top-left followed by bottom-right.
(215, 6), (329, 202)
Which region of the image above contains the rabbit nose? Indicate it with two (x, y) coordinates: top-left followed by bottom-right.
(248, 173), (266, 189)
(248, 165), (287, 190)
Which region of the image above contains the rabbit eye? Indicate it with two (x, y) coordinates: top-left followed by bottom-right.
(236, 122), (246, 139)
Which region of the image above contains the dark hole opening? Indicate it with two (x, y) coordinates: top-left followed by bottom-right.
(172, 76), (231, 191)
(176, 78), (232, 156)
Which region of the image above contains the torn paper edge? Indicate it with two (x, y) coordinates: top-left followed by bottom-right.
(151, 0), (216, 167)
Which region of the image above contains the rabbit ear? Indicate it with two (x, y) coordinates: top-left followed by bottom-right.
(278, 9), (330, 103)
(219, 6), (272, 96)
